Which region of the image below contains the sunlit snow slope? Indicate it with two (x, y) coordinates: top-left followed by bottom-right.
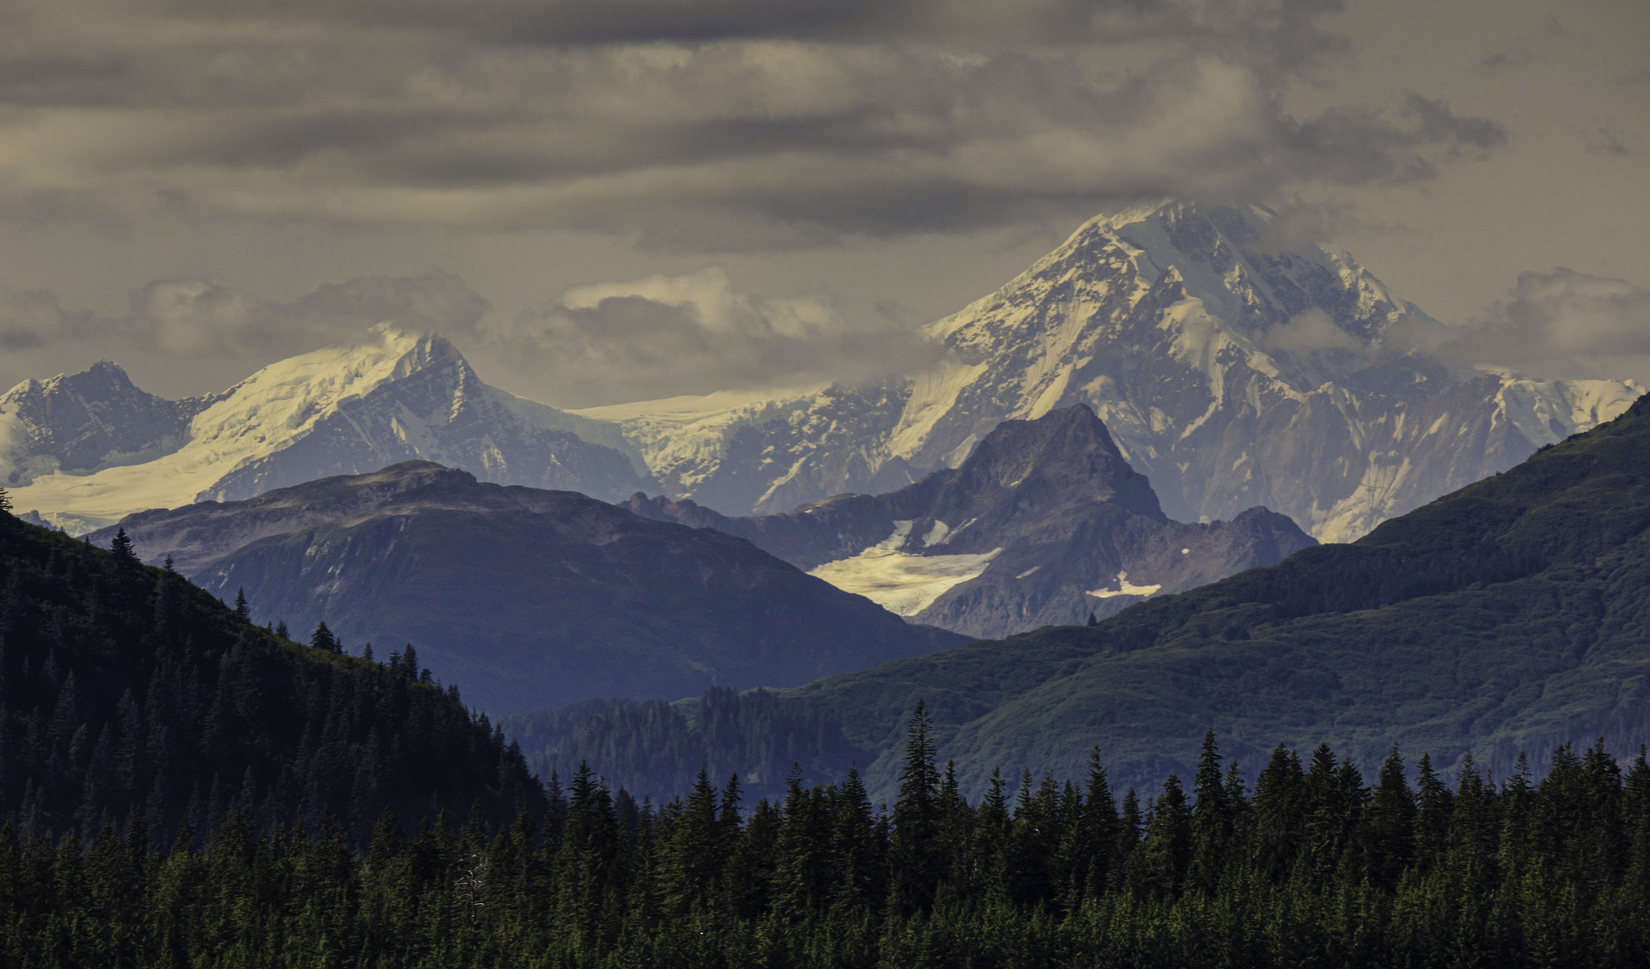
(582, 200), (1639, 542)
(4, 324), (651, 530)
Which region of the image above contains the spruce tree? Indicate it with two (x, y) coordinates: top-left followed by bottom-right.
(108, 527), (137, 563)
(1368, 746), (1416, 889)
(233, 588), (249, 620)
(310, 621), (337, 653)
(889, 700), (942, 916)
(1188, 730), (1231, 894)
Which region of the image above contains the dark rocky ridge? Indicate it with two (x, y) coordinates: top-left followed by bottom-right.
(0, 360), (221, 483)
(625, 405), (1317, 639)
(94, 463), (968, 714)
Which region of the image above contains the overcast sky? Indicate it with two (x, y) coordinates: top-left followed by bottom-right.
(0, 0), (1644, 406)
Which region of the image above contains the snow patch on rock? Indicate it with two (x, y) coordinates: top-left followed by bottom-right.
(809, 521), (1002, 617)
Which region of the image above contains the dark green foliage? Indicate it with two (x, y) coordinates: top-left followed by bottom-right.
(11, 724), (1650, 968)
(0, 512), (542, 849)
(107, 527), (135, 563)
(503, 686), (869, 806)
(519, 394), (1650, 804)
(309, 619), (338, 653)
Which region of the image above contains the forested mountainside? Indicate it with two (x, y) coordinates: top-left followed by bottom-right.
(625, 405), (1315, 639)
(93, 463), (967, 715)
(515, 392), (1650, 804)
(8, 715), (1648, 968)
(0, 505), (541, 847)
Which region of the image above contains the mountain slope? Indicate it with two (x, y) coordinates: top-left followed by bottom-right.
(626, 405), (1316, 638)
(579, 200), (1639, 541)
(0, 505), (541, 845)
(93, 463), (968, 714)
(2, 324), (653, 531)
(522, 392), (1650, 802)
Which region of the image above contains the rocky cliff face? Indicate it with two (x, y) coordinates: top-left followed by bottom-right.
(584, 201), (1640, 542)
(0, 360), (219, 484)
(91, 462), (968, 714)
(2, 324), (654, 531)
(626, 405), (1317, 639)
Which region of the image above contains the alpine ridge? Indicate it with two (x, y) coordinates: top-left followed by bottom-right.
(1, 323), (654, 531)
(579, 200), (1640, 542)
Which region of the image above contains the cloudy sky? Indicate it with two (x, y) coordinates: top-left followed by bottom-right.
(0, 0), (1644, 405)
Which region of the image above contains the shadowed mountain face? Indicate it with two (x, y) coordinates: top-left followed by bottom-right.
(0, 360), (218, 481)
(625, 405), (1316, 639)
(91, 463), (968, 715)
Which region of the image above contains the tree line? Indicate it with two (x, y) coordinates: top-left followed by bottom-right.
(6, 702), (1648, 968)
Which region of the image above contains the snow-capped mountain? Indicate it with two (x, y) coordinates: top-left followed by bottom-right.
(625, 404), (1317, 639)
(2, 323), (654, 530)
(580, 201), (1641, 542)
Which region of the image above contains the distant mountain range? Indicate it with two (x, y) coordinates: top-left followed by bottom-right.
(91, 463), (966, 714)
(3, 201), (1637, 547)
(516, 391), (1650, 804)
(578, 200), (1640, 541)
(625, 404), (1315, 639)
(1, 323), (654, 532)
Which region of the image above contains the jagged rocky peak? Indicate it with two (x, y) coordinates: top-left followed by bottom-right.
(0, 359), (199, 480)
(933, 404), (1164, 524)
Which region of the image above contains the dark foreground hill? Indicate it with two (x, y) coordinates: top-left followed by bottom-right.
(517, 393), (1650, 803)
(94, 464), (967, 714)
(625, 405), (1316, 639)
(0, 506), (541, 846)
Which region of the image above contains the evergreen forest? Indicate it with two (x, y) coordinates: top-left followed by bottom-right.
(3, 703), (1649, 968)
(0, 504), (542, 850)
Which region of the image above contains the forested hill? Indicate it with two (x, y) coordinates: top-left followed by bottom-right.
(0, 506), (542, 847)
(514, 393), (1650, 803)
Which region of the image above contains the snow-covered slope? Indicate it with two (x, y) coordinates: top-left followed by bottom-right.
(4, 324), (653, 531)
(583, 200), (1640, 542)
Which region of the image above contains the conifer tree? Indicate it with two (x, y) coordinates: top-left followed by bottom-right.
(1189, 730), (1231, 894)
(108, 527), (137, 563)
(0, 487), (11, 515)
(1415, 752), (1453, 870)
(310, 621), (337, 653)
(1368, 746), (1416, 889)
(889, 700), (942, 916)
(233, 588), (249, 619)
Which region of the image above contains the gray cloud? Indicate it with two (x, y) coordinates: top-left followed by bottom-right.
(1481, 47), (1538, 70)
(1587, 126), (1634, 158)
(0, 0), (1505, 248)
(0, 270), (489, 394)
(488, 266), (947, 405)
(1400, 268), (1650, 388)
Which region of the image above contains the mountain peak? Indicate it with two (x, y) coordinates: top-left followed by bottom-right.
(947, 404), (1164, 522)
